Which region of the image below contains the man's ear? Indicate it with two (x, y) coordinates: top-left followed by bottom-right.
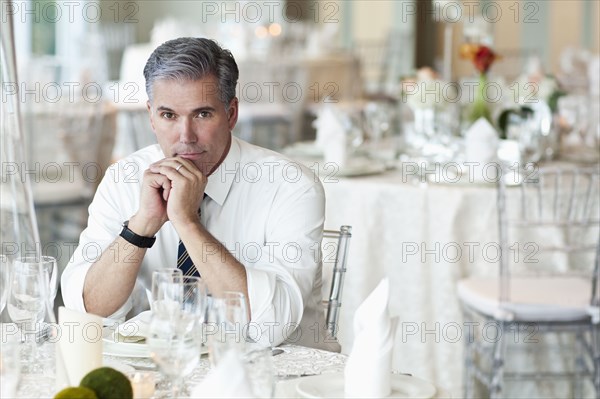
(227, 97), (239, 131)
(147, 100), (156, 132)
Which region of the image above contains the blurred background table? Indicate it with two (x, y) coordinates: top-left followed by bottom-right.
(313, 157), (598, 397)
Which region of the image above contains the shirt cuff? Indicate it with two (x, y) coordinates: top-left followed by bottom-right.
(245, 267), (303, 346)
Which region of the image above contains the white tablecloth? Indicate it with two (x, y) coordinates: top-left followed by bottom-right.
(15, 343), (450, 398)
(321, 167), (499, 397)
(320, 158), (600, 398)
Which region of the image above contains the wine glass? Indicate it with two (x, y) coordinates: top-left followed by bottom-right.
(18, 256), (58, 304)
(558, 95), (587, 145)
(7, 257), (51, 368)
(206, 291), (250, 367)
(147, 276), (207, 397)
(150, 268), (182, 312)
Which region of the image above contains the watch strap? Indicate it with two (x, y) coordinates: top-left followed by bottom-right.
(119, 220), (156, 248)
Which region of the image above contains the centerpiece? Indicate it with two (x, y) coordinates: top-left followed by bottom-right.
(459, 43), (499, 124)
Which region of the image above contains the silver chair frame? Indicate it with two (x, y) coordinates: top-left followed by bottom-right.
(462, 166), (600, 399)
(323, 225), (352, 339)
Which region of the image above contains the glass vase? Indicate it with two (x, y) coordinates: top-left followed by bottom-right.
(2, 9), (58, 388)
(468, 73), (493, 124)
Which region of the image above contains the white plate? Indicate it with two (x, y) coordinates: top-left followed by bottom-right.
(296, 373), (437, 399)
(103, 328), (151, 358)
(102, 328), (209, 358)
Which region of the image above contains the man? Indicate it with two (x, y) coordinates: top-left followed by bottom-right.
(61, 37), (337, 350)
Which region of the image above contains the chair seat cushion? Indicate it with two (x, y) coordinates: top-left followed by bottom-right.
(457, 277), (592, 322)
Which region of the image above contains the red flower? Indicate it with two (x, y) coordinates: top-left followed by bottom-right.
(460, 43), (499, 74)
(473, 46), (497, 74)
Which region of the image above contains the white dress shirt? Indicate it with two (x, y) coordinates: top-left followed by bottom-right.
(61, 136), (339, 349)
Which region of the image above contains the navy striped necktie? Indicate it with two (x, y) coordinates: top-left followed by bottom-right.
(177, 194), (207, 277)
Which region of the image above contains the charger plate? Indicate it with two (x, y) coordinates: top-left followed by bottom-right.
(295, 373), (437, 399)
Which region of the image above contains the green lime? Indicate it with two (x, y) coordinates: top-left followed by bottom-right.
(54, 386), (98, 399)
(80, 367), (133, 399)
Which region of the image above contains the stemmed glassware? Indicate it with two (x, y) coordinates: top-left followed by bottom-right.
(6, 256), (56, 369)
(206, 291), (275, 397)
(150, 268), (182, 313)
(364, 101), (393, 148)
(206, 291), (250, 366)
(147, 276), (208, 398)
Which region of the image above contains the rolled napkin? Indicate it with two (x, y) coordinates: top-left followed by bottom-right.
(190, 350), (256, 398)
(55, 307), (103, 390)
(116, 310), (152, 343)
(464, 117), (499, 164)
(313, 105), (348, 167)
(344, 278), (396, 398)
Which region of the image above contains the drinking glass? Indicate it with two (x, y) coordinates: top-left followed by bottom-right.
(243, 348), (275, 398)
(6, 257), (52, 369)
(18, 256), (57, 304)
(150, 268), (182, 312)
(7, 259), (50, 333)
(147, 276), (207, 397)
(206, 291), (250, 367)
(558, 95), (587, 144)
(364, 101), (393, 145)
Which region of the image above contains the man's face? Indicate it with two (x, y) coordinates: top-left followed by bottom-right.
(147, 75), (238, 176)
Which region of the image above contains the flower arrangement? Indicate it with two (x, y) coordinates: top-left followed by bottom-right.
(513, 68), (566, 113)
(460, 43), (500, 124)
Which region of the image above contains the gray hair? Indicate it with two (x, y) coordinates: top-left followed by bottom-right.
(143, 37), (239, 106)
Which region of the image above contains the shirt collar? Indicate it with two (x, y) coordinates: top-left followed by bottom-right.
(204, 136), (240, 206)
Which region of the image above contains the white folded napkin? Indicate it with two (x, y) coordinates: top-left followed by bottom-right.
(116, 311), (152, 342)
(55, 307), (103, 390)
(344, 278), (396, 398)
(464, 117), (499, 164)
(313, 105), (348, 167)
(190, 350), (256, 398)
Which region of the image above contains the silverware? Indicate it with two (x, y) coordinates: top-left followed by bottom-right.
(126, 362), (157, 371)
(271, 348), (284, 356)
(277, 373), (318, 380)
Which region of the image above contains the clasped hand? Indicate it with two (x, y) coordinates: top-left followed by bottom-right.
(135, 157), (207, 235)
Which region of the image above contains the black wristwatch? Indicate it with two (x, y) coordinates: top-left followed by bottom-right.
(119, 220), (156, 248)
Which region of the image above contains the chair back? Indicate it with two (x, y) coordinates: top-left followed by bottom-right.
(498, 166), (600, 306)
(321, 225), (352, 338)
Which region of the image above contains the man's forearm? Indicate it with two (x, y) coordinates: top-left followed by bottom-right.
(181, 223), (250, 314)
(82, 237), (145, 317)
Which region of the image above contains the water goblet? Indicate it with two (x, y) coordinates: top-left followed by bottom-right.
(20, 256), (58, 304)
(150, 268), (182, 312)
(206, 291), (250, 367)
(243, 347), (275, 398)
(6, 257), (52, 369)
(147, 277), (207, 397)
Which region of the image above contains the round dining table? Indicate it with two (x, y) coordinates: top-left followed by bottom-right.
(14, 342), (450, 398)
